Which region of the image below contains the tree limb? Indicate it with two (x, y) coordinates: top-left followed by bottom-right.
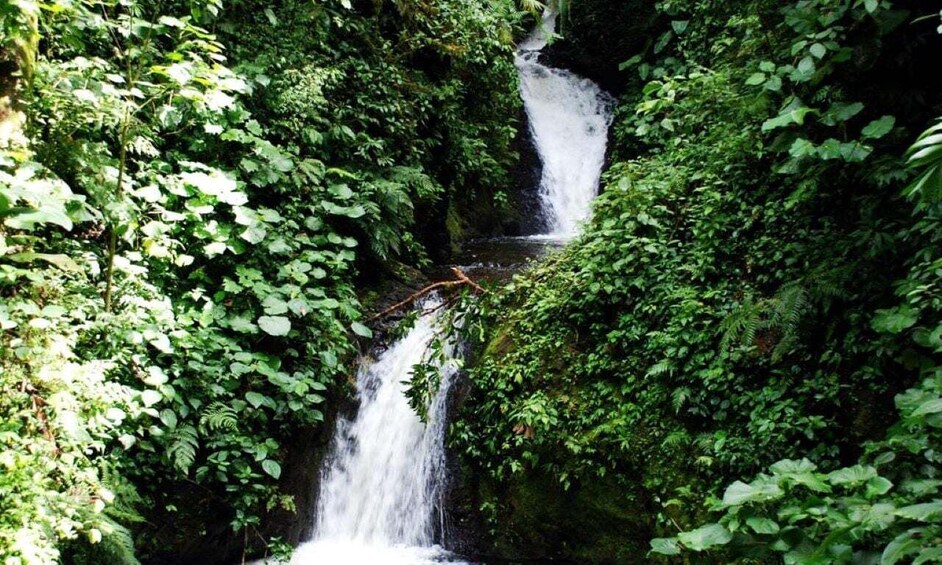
(371, 267), (484, 320)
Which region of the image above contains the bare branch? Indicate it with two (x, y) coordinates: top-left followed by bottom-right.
(371, 267), (485, 320)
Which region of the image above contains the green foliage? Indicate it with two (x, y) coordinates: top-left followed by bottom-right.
(905, 118), (942, 203)
(452, 0), (942, 559)
(1, 0), (522, 561)
(651, 104), (942, 562)
(652, 374), (942, 563)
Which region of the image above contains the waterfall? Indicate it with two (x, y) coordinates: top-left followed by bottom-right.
(288, 11), (614, 565)
(291, 297), (465, 564)
(516, 9), (614, 238)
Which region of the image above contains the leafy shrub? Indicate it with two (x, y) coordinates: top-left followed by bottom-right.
(1, 0), (522, 561)
(452, 0), (942, 559)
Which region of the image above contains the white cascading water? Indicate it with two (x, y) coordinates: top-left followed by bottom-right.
(516, 9), (614, 238)
(290, 297), (464, 564)
(286, 10), (613, 565)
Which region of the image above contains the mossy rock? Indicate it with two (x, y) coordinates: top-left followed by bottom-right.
(542, 0), (661, 93)
(476, 472), (655, 564)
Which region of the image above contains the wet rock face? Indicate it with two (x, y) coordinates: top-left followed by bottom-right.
(445, 470), (657, 564)
(541, 0), (661, 95)
(140, 414), (343, 565)
(509, 108), (549, 236)
(261, 413), (347, 547)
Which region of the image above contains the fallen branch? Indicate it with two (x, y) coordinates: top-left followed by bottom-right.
(450, 266), (485, 293)
(371, 267), (484, 320)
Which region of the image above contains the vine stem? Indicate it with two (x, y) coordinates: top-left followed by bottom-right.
(104, 108), (130, 312)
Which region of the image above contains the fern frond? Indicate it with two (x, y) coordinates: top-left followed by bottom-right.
(771, 333), (800, 363)
(97, 517), (140, 565)
(694, 433), (714, 452)
(720, 296), (761, 350)
(167, 425), (199, 473)
(518, 0), (545, 16)
(671, 387), (691, 413)
(647, 360), (674, 378)
(661, 429), (690, 449)
(200, 402), (238, 432)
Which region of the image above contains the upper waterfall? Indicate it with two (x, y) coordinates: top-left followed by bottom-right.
(516, 9), (614, 238)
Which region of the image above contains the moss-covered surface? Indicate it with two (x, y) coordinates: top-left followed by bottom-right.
(464, 472), (653, 564)
(542, 0), (661, 93)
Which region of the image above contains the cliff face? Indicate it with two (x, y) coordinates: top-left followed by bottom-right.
(541, 0), (661, 95)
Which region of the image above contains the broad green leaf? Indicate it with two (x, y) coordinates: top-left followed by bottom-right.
(5, 253), (79, 270)
(245, 392), (266, 409)
(828, 465), (877, 486)
(817, 138), (843, 160)
(650, 537), (681, 555)
(329, 184), (354, 200)
(866, 476), (894, 497)
(159, 409), (178, 429)
(258, 315), (291, 336)
(839, 141), (872, 162)
(862, 116), (896, 139)
(762, 106), (814, 132)
(914, 547), (942, 565)
(261, 459), (281, 479)
(180, 169), (247, 206)
(262, 295), (289, 315)
(770, 458), (818, 475)
(677, 524), (732, 551)
(882, 529), (922, 565)
(141, 390), (162, 407)
(241, 224), (268, 244)
(746, 72), (767, 86)
(723, 479), (784, 506)
(144, 367), (169, 386)
(790, 138), (817, 158)
(825, 102), (865, 124)
(320, 350), (338, 368)
(900, 479), (942, 496)
(351, 322), (372, 338)
(871, 305), (918, 334)
(910, 398), (942, 418)
(205, 241), (228, 256)
(746, 517), (780, 534)
(229, 316), (259, 334)
(4, 208), (73, 231)
(896, 501), (942, 521)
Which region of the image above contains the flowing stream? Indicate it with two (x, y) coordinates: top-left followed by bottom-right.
(289, 9), (612, 564)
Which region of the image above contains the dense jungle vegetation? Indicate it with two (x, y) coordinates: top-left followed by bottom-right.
(0, 0), (521, 562)
(3, 0), (942, 563)
(453, 0), (942, 563)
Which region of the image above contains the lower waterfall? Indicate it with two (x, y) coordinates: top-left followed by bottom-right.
(290, 298), (465, 564)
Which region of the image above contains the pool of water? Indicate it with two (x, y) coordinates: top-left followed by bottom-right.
(289, 541), (471, 564)
(451, 236), (565, 283)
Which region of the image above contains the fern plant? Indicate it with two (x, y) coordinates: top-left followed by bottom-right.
(904, 118), (942, 205)
(200, 402), (239, 433)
